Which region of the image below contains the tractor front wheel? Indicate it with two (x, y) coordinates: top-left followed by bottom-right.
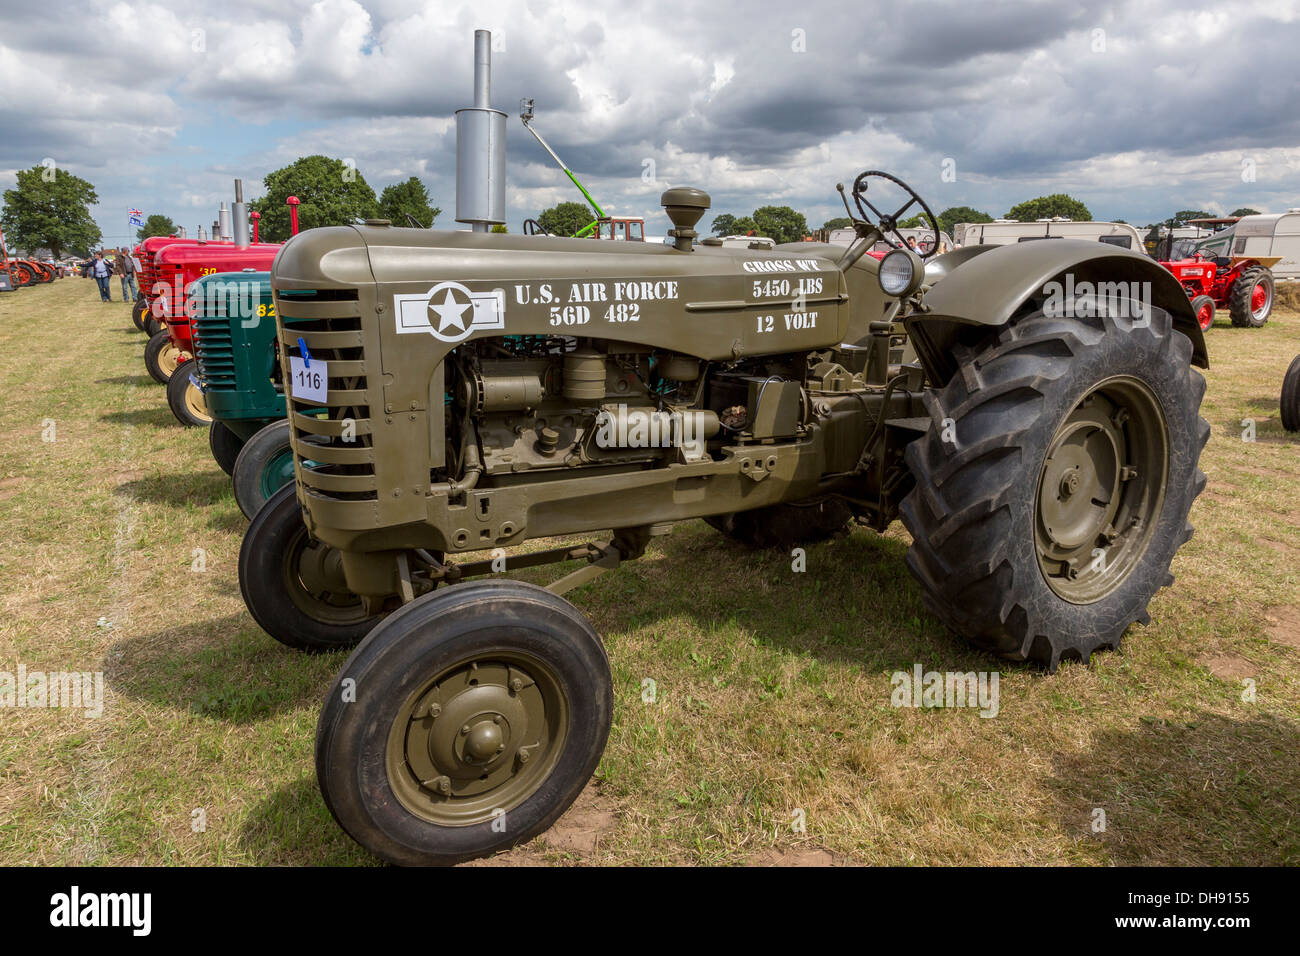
(166, 361), (212, 427)
(209, 421), (245, 475)
(144, 329), (182, 384)
(1281, 354), (1300, 433)
(238, 483), (379, 651)
(1229, 268), (1273, 328)
(1190, 295), (1215, 332)
(131, 297), (149, 332)
(315, 580), (612, 866)
(232, 419), (295, 520)
(900, 298), (1208, 669)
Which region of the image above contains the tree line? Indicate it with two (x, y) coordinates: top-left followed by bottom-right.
(0, 155), (442, 255)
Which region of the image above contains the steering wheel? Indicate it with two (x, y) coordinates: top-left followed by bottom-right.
(850, 170), (942, 260)
(522, 218), (551, 236)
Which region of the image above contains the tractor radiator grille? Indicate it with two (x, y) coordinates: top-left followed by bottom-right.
(275, 289), (376, 502)
(189, 292), (236, 391)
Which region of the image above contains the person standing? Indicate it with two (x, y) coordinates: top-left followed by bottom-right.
(90, 251), (112, 301)
(117, 247), (137, 301)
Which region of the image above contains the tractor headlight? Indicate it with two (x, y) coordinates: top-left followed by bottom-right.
(878, 248), (924, 298)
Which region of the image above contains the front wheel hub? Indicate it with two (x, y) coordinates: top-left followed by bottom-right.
(388, 658), (566, 826)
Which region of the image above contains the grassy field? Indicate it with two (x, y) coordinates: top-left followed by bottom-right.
(1, 275), (1297, 866)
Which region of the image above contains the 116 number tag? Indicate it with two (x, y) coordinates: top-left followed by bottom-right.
(289, 356), (328, 404)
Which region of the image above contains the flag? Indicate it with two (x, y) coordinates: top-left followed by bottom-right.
(128, 208), (145, 227)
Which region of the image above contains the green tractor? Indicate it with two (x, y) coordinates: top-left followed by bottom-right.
(239, 173), (1209, 866)
(188, 271), (311, 518)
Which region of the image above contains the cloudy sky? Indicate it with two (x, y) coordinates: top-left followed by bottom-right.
(2, 0), (1298, 245)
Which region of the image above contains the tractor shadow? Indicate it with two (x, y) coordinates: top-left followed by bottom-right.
(96, 374), (155, 387)
(115, 470), (240, 522)
(237, 777), (377, 866)
(568, 521), (999, 678)
(104, 613), (346, 725)
(1046, 711), (1300, 865)
(99, 406), (176, 428)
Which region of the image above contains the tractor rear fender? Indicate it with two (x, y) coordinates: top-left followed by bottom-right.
(905, 239), (1208, 388)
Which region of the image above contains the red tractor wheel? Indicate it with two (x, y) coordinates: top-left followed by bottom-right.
(11, 263), (35, 286)
(1190, 295), (1215, 332)
(1229, 267), (1274, 328)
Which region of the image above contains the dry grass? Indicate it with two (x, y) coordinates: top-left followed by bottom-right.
(0, 276), (1297, 866)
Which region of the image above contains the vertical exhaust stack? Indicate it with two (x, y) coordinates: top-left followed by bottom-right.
(218, 203), (232, 242)
(455, 29), (506, 233)
(232, 179), (250, 248)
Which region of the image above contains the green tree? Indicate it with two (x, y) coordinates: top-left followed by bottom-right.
(1229, 207), (1260, 217)
(731, 216), (757, 236)
(136, 214), (177, 240)
(378, 177), (440, 228)
(1006, 194), (1092, 222)
(898, 214), (927, 228)
(751, 205), (808, 244)
(936, 205), (992, 237)
(491, 224), (508, 233)
(711, 213), (739, 235)
(0, 164), (101, 259)
(1166, 209), (1213, 227)
(249, 155), (380, 242)
(537, 201), (595, 237)
(822, 216), (853, 231)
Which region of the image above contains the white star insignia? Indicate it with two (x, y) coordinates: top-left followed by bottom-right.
(429, 289), (471, 334)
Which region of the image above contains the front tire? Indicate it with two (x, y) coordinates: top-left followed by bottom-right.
(1281, 354), (1300, 433)
(131, 297), (149, 332)
(166, 361), (212, 427)
(144, 329), (182, 383)
(232, 419), (295, 520)
(316, 580), (613, 866)
(1190, 294), (1215, 332)
(238, 483), (379, 651)
(209, 421), (245, 476)
(900, 299), (1208, 669)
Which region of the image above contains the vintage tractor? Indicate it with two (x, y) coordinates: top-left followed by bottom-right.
(188, 270), (313, 516)
(1156, 221), (1278, 330)
(135, 234), (203, 334)
(237, 171), (1210, 866)
(149, 240), (285, 427)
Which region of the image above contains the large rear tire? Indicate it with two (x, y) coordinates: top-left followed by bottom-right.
(1229, 268), (1273, 328)
(1281, 354), (1300, 433)
(900, 298), (1208, 669)
(166, 361), (212, 427)
(316, 580), (612, 866)
(232, 419), (295, 520)
(238, 483), (379, 651)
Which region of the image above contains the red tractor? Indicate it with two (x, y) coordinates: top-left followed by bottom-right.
(1157, 218), (1278, 331)
(134, 234), (203, 334)
(147, 240), (284, 425)
(146, 186), (300, 427)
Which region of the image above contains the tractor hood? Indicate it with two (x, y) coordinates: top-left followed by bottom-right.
(271, 225), (854, 364)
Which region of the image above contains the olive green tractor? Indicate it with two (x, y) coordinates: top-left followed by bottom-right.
(238, 171), (1209, 865)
